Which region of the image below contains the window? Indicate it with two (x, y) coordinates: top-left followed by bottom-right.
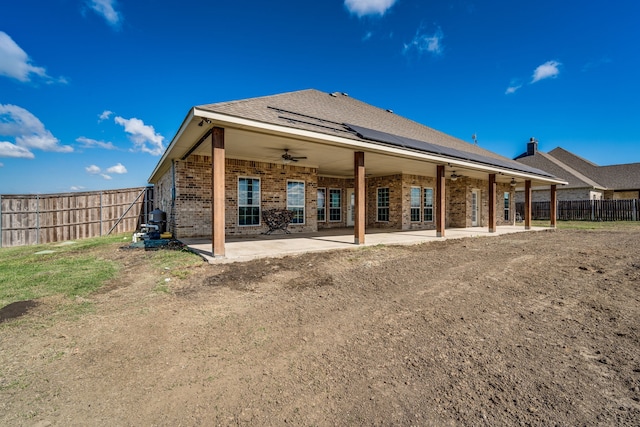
(423, 188), (434, 222)
(504, 192), (510, 221)
(238, 177), (260, 226)
(317, 188), (326, 222)
(287, 181), (305, 224)
(377, 188), (389, 222)
(329, 189), (341, 222)
(410, 187), (421, 222)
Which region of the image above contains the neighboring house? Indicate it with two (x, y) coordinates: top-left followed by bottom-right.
(148, 89), (564, 257)
(514, 138), (640, 202)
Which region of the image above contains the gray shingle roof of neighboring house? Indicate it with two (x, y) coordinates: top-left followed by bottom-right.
(515, 144), (640, 191)
(197, 89), (546, 175)
(595, 163), (640, 190)
(516, 150), (603, 189)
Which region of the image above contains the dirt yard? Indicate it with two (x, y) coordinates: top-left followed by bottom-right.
(1, 227), (639, 426)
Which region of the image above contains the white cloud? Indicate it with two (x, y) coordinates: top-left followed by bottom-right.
(106, 162), (127, 174)
(86, 164), (101, 174)
(0, 141), (35, 158)
(0, 31), (66, 84)
(87, 0), (123, 29)
(0, 104), (72, 157)
(531, 60), (561, 83)
(77, 136), (117, 150)
(403, 27), (444, 56)
(345, 0), (397, 17)
(505, 79), (523, 95)
(114, 116), (165, 155)
(362, 31), (373, 42)
(101, 173), (112, 180)
(70, 186), (86, 191)
(98, 110), (113, 122)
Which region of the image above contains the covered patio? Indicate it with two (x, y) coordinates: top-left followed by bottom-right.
(182, 225), (547, 264)
(150, 90), (566, 260)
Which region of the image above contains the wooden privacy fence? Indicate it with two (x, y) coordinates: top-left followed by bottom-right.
(516, 199), (640, 221)
(0, 187), (154, 248)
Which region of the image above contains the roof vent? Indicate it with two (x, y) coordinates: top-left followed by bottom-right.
(386, 109), (393, 113)
(341, 92), (349, 97)
(329, 92), (337, 97)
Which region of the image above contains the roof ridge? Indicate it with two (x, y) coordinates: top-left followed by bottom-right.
(549, 146), (599, 167)
(540, 152), (605, 188)
(197, 88), (321, 109)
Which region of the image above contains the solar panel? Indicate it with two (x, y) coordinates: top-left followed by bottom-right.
(345, 123), (554, 178)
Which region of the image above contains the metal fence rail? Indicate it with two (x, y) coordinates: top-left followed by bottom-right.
(516, 199), (639, 221)
(0, 187), (154, 248)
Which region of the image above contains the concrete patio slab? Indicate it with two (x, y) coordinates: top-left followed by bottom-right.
(181, 226), (549, 264)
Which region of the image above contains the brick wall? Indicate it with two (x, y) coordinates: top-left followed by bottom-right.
(225, 158), (317, 236)
(401, 174), (437, 230)
(317, 177), (353, 229)
(611, 190), (640, 200)
(497, 183), (515, 226)
(157, 154), (515, 238)
(447, 178), (515, 227)
(366, 175), (403, 229)
(168, 155), (317, 238)
(447, 178), (468, 227)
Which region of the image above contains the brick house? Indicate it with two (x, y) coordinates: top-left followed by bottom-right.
(148, 90), (564, 257)
(514, 138), (640, 202)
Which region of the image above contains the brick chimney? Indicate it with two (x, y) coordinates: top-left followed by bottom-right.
(526, 137), (538, 156)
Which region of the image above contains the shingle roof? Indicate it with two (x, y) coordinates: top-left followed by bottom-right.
(197, 89), (552, 177)
(516, 145), (640, 191)
(597, 163), (640, 190)
(515, 151), (604, 189)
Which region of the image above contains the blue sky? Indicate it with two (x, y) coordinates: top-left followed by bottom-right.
(1, 0), (638, 194)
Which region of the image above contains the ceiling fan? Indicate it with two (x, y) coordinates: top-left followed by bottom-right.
(450, 171), (463, 181)
(281, 149), (307, 163)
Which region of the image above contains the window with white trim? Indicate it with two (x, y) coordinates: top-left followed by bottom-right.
(377, 188), (390, 222)
(410, 187), (421, 222)
(504, 192), (510, 221)
(238, 177), (260, 226)
(317, 188), (326, 222)
(329, 189), (341, 222)
(423, 188), (434, 222)
(287, 180), (305, 224)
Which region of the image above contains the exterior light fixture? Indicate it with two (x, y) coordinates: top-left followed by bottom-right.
(510, 178), (517, 187)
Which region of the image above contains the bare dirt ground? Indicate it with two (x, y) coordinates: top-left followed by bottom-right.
(1, 227), (639, 426)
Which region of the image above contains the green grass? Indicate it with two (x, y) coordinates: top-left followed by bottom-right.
(0, 235), (127, 307)
(1, 235), (205, 310)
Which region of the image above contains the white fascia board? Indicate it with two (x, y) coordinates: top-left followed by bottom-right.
(178, 108), (568, 185)
(148, 108), (196, 183)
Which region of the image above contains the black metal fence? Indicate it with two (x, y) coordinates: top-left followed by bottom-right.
(516, 199), (640, 221)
